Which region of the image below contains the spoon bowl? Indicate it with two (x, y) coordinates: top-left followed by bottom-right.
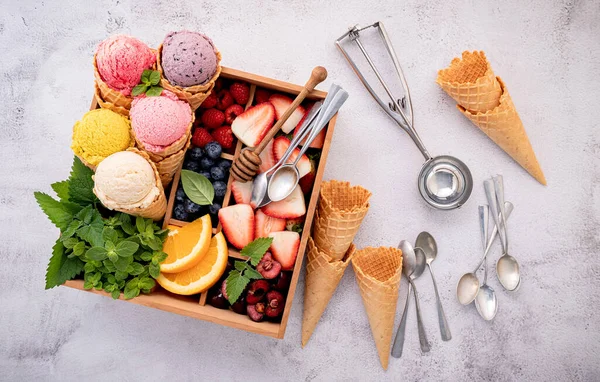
(497, 254), (520, 291)
(412, 247), (427, 279)
(457, 273), (480, 305)
(415, 232), (437, 264)
(267, 165), (299, 201)
(474, 284), (498, 321)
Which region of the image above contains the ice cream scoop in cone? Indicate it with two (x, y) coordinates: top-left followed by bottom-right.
(301, 238), (355, 347)
(352, 246), (403, 370)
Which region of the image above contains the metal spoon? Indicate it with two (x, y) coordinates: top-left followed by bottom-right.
(268, 86), (348, 202)
(391, 240), (429, 358)
(474, 205), (498, 320)
(456, 202), (514, 305)
(493, 175), (521, 291)
(415, 232), (451, 341)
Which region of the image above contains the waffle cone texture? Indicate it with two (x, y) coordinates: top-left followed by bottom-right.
(352, 246), (403, 370)
(301, 238), (355, 347)
(156, 44), (222, 110)
(437, 50), (546, 185)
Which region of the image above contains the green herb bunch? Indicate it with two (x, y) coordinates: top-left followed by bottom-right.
(132, 70), (163, 97)
(34, 157), (169, 299)
(224, 237), (272, 304)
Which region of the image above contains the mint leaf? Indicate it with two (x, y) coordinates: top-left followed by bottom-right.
(61, 220), (82, 240)
(153, 251), (168, 264)
(118, 213), (136, 235)
(149, 71), (161, 86)
(138, 277), (155, 291)
(149, 263), (160, 279)
(132, 84), (148, 96)
(225, 270), (250, 304)
(129, 262), (145, 275)
(86, 247), (108, 261)
(234, 261), (246, 272)
(34, 192), (75, 231)
(114, 255), (133, 272)
(68, 157), (98, 206)
(72, 242), (86, 257)
(51, 180), (70, 201)
(76, 208), (104, 247)
(243, 264), (263, 280)
(180, 170), (214, 205)
(116, 240), (139, 257)
(124, 278), (140, 299)
(102, 227), (119, 244)
(241, 237), (273, 266)
(136, 217), (147, 234)
(145, 86), (163, 97)
(45, 241), (84, 289)
(62, 237), (79, 249)
(141, 70), (151, 84)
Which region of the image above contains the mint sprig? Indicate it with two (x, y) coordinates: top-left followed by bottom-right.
(224, 237), (273, 304)
(132, 69), (163, 97)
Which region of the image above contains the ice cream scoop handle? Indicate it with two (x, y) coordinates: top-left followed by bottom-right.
(254, 66), (327, 154)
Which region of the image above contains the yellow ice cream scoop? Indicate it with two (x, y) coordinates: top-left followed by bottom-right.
(71, 109), (134, 167)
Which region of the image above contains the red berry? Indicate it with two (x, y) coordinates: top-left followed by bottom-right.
(211, 126), (234, 149)
(246, 280), (270, 305)
(201, 108), (225, 129)
(191, 127), (214, 148)
(265, 290), (285, 318)
(254, 88), (271, 104)
(256, 252), (282, 279)
(224, 104), (244, 125)
(247, 303), (265, 322)
(216, 90), (234, 111)
(214, 78), (224, 92)
(229, 82), (250, 105)
(200, 92), (218, 109)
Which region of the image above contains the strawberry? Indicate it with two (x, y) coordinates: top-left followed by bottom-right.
(224, 104), (244, 125)
(268, 231), (300, 270)
(231, 103), (275, 147)
(254, 88), (271, 104)
(286, 216), (305, 232)
(261, 185), (306, 219)
(272, 136), (311, 178)
(192, 127), (214, 147)
(214, 78), (224, 92)
(257, 139), (276, 174)
(255, 210), (286, 239)
(229, 82), (250, 105)
(201, 108), (225, 129)
(293, 105), (326, 149)
(211, 126), (234, 149)
(216, 89), (234, 111)
(200, 92), (218, 109)
(218, 204), (255, 249)
(231, 179), (253, 205)
(299, 157), (317, 194)
(269, 94), (306, 133)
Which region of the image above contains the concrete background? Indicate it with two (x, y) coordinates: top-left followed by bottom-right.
(1, 0), (599, 380)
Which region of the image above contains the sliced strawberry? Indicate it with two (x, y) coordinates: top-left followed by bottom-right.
(231, 103), (275, 147)
(293, 106), (326, 149)
(255, 210), (286, 238)
(261, 185), (306, 219)
(218, 204), (254, 249)
(231, 180), (253, 205)
(286, 216), (305, 232)
(257, 139), (276, 174)
(268, 231), (300, 270)
(269, 94), (306, 134)
(272, 136), (311, 178)
(298, 156), (317, 194)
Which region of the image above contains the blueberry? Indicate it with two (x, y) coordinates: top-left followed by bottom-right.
(188, 146), (205, 161)
(184, 198), (202, 214)
(175, 187), (186, 203)
(200, 157), (215, 170)
(213, 181), (227, 198)
(210, 166), (226, 181)
(183, 160), (200, 172)
(173, 204), (189, 221)
(205, 141), (222, 159)
(217, 159), (231, 170)
(209, 202), (222, 215)
(199, 170), (212, 180)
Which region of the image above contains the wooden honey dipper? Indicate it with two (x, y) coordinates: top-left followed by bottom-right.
(231, 66), (328, 182)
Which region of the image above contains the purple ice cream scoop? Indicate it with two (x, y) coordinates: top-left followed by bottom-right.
(161, 31), (218, 88)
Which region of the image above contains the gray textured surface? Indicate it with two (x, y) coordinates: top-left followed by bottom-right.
(1, 0), (599, 380)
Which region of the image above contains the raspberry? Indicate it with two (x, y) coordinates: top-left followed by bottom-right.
(200, 92), (218, 109)
(216, 90), (234, 111)
(224, 104), (244, 124)
(229, 82), (250, 105)
(201, 108), (225, 129)
(211, 126), (234, 149)
(254, 88), (271, 104)
(191, 127), (214, 148)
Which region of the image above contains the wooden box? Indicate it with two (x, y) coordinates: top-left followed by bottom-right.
(63, 67), (336, 338)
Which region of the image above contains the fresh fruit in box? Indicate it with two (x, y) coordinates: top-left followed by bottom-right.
(273, 136), (311, 177)
(269, 94), (306, 133)
(218, 204), (254, 249)
(231, 102), (275, 147)
(229, 82), (250, 105)
(159, 215), (212, 273)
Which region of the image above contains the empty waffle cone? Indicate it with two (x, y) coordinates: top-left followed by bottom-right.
(156, 43), (222, 110)
(459, 77), (546, 185)
(302, 238), (355, 348)
(93, 53), (134, 112)
(312, 181), (371, 260)
(154, 133), (192, 187)
(436, 51), (502, 113)
(352, 246), (403, 370)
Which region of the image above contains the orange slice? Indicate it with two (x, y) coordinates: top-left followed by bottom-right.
(157, 232), (229, 295)
(160, 214), (212, 273)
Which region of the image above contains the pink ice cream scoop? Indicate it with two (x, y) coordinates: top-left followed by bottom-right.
(130, 90), (192, 153)
(161, 30), (218, 87)
(96, 35), (156, 96)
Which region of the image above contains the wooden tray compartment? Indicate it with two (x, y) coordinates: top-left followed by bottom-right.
(64, 67), (336, 339)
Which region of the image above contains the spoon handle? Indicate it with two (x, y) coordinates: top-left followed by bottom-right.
(493, 175), (509, 251)
(472, 202), (514, 273)
(428, 263), (452, 341)
(410, 279), (431, 353)
(484, 179), (507, 253)
(391, 282), (412, 358)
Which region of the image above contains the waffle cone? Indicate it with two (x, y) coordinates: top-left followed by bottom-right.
(436, 51), (502, 113)
(94, 82), (130, 117)
(458, 77), (546, 185)
(133, 112), (194, 162)
(156, 43), (222, 110)
(352, 246), (403, 370)
(111, 148), (167, 221)
(93, 53), (134, 112)
(301, 238), (355, 347)
(154, 133), (192, 187)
